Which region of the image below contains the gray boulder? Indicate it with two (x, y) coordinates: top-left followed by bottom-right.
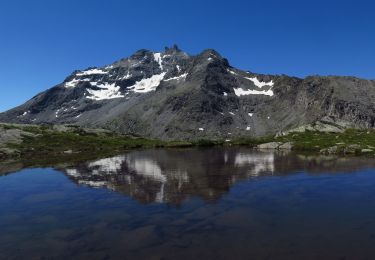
(257, 142), (282, 149)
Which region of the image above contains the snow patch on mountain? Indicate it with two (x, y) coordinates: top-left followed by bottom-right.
(76, 68), (108, 76)
(245, 77), (274, 88)
(130, 72), (166, 93)
(86, 83), (124, 100)
(153, 53), (163, 70)
(121, 71), (132, 80)
(164, 73), (188, 82)
(233, 88), (274, 97)
(227, 69), (238, 75)
(65, 78), (90, 88)
(234, 77), (274, 97)
(55, 109), (60, 118)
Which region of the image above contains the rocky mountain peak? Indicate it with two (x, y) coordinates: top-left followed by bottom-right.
(194, 49), (230, 68)
(1, 46), (374, 141)
(164, 44), (182, 53)
(199, 49), (223, 59)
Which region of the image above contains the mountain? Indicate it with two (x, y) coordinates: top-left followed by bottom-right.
(1, 45), (375, 140)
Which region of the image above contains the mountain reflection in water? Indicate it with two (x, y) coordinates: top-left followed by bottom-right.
(59, 148), (375, 205)
(2, 148), (375, 260)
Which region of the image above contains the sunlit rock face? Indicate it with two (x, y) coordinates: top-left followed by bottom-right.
(2, 45), (375, 141)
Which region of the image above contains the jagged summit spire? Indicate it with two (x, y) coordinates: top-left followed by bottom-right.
(164, 44), (180, 52)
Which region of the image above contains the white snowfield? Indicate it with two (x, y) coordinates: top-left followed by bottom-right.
(233, 88), (274, 97)
(245, 77), (274, 88)
(86, 83), (124, 100)
(65, 60), (274, 101)
(129, 72), (166, 93)
(65, 78), (90, 88)
(76, 68), (108, 76)
(233, 76), (274, 97)
(153, 53), (163, 70)
(65, 69), (109, 88)
(164, 73), (188, 82)
(121, 71), (132, 80)
(70, 70), (169, 100)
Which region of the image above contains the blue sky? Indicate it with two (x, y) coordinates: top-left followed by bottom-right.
(0, 0), (374, 112)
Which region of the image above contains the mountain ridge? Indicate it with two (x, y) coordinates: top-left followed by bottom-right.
(1, 45), (374, 140)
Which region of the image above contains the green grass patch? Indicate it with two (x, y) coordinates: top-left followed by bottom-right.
(2, 123), (375, 161)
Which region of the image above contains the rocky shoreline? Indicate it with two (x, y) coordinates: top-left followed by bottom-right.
(1, 123), (375, 161)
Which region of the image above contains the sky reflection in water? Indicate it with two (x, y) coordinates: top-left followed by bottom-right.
(1, 148), (375, 259)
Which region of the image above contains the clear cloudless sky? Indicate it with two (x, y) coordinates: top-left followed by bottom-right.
(0, 0), (374, 112)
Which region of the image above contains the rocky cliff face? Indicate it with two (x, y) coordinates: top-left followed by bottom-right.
(1, 45), (374, 140)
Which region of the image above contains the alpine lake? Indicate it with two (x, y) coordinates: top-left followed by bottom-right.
(1, 147), (375, 259)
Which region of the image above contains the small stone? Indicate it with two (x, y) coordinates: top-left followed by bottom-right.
(321, 145), (340, 154)
(344, 144), (361, 154)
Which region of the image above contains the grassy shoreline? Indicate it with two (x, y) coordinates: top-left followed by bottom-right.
(1, 124), (375, 164)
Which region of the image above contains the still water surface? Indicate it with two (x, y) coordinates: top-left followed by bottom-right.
(1, 148), (375, 259)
